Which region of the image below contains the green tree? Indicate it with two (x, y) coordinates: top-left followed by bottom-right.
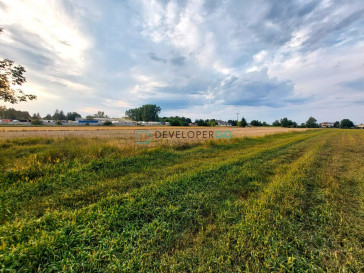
(228, 120), (237, 126)
(305, 116), (319, 128)
(280, 117), (297, 128)
(93, 111), (108, 118)
(44, 114), (52, 120)
(52, 109), (66, 121)
(0, 106), (31, 119)
(240, 117), (247, 127)
(207, 119), (217, 126)
(31, 119), (43, 125)
(66, 112), (82, 121)
(32, 113), (42, 119)
(0, 29), (36, 103)
(195, 119), (207, 126)
(272, 120), (281, 127)
(250, 120), (262, 126)
(334, 121), (340, 128)
(125, 104), (161, 121)
(340, 119), (354, 128)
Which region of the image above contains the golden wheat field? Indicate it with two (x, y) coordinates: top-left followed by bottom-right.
(0, 126), (309, 148)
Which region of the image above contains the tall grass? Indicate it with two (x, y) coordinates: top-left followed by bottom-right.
(0, 129), (362, 272)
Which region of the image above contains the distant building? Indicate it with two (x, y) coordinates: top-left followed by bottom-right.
(79, 120), (99, 124)
(358, 123), (364, 129)
(321, 122), (335, 128)
(216, 120), (230, 126)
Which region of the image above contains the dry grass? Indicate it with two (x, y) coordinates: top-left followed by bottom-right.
(0, 126), (308, 143)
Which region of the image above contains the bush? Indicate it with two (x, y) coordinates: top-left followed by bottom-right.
(31, 119), (43, 125)
(103, 121), (113, 126)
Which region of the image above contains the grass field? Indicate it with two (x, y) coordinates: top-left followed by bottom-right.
(0, 129), (363, 272)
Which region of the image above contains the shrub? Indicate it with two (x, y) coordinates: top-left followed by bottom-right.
(103, 121), (113, 126)
(31, 119), (43, 125)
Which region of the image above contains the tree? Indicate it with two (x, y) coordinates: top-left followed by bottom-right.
(31, 119), (43, 125)
(207, 119), (217, 126)
(240, 117), (247, 127)
(0, 29), (36, 103)
(0, 106), (31, 119)
(125, 104), (161, 121)
(160, 116), (191, 126)
(32, 112), (42, 119)
(66, 112), (82, 121)
(280, 117), (297, 128)
(333, 121), (340, 128)
(44, 114), (52, 120)
(93, 111), (108, 118)
(250, 120), (262, 126)
(52, 109), (66, 121)
(305, 116), (319, 128)
(340, 119), (354, 128)
(228, 119), (237, 126)
(272, 120), (281, 127)
(195, 119), (207, 126)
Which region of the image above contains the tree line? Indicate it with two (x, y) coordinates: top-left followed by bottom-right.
(0, 104), (358, 129)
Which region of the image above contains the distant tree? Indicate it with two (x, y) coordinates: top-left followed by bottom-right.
(32, 112), (41, 119)
(262, 121), (270, 127)
(0, 106), (31, 120)
(93, 111), (109, 118)
(240, 117), (247, 127)
(272, 120), (281, 127)
(195, 119), (207, 126)
(66, 112), (82, 121)
(85, 115), (94, 120)
(299, 122), (306, 128)
(31, 119), (43, 125)
(125, 104), (161, 121)
(250, 120), (262, 126)
(44, 114), (52, 120)
(280, 117), (297, 128)
(305, 116), (319, 128)
(0, 29), (36, 103)
(340, 119), (354, 128)
(52, 109), (66, 121)
(333, 121), (340, 128)
(207, 119), (217, 127)
(160, 116), (191, 126)
(228, 119), (237, 126)
(103, 121), (113, 126)
(170, 119), (181, 126)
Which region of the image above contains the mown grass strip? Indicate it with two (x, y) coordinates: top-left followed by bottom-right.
(0, 130), (335, 272)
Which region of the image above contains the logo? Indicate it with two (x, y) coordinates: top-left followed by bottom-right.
(136, 130), (232, 144)
(135, 130), (150, 144)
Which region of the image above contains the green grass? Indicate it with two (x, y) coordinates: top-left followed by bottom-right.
(0, 130), (363, 272)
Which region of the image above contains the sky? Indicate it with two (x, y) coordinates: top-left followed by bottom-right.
(0, 0), (364, 124)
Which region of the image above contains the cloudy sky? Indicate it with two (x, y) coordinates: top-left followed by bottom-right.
(1, 0), (363, 123)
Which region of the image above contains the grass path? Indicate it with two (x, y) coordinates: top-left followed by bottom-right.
(0, 130), (363, 272)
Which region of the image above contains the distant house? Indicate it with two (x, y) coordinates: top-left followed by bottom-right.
(216, 120), (231, 126)
(321, 122), (334, 128)
(42, 120), (56, 124)
(79, 120), (99, 124)
(358, 124), (364, 129)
